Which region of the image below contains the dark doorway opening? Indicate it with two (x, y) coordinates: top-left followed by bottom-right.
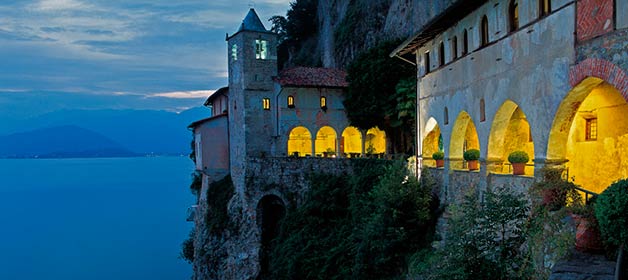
(257, 195), (286, 279)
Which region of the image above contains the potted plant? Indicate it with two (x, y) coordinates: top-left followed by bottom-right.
(463, 149), (480, 170)
(570, 199), (603, 253)
(432, 151), (445, 168)
(530, 167), (577, 211)
(508, 150), (529, 175)
(595, 179), (628, 278)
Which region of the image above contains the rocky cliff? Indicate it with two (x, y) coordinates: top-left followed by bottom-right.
(312, 0), (457, 68)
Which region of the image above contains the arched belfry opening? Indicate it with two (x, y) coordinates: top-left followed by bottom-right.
(257, 195), (286, 279)
(548, 77), (628, 193)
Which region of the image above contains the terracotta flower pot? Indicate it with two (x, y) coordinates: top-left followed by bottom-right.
(468, 160), (479, 170)
(436, 159), (444, 168)
(572, 214), (603, 253)
(512, 162), (525, 175)
(542, 188), (566, 211)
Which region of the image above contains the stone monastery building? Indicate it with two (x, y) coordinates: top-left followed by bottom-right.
(392, 0), (628, 199)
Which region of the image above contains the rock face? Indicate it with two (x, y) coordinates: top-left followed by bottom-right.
(313, 0), (456, 68)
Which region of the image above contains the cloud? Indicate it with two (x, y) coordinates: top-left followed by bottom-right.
(30, 0), (90, 11)
(150, 90), (214, 99)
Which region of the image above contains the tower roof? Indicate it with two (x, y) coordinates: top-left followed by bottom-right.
(238, 8), (268, 33)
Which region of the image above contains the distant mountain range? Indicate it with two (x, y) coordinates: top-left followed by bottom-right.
(0, 107), (211, 158)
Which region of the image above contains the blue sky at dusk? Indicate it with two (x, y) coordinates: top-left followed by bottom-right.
(0, 0), (290, 117)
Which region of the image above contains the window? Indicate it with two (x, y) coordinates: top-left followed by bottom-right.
(287, 95), (295, 108)
(451, 36), (458, 59)
(444, 107), (449, 125)
(585, 118), (597, 141)
(539, 0), (551, 17)
(231, 44), (238, 61)
(263, 98), (270, 110)
(462, 29), (469, 55)
(439, 42), (445, 66)
(509, 0), (519, 32)
(320, 96), (327, 109)
(480, 99), (486, 122)
(424, 51), (430, 74)
(480, 15), (489, 47)
(255, 39), (268, 60)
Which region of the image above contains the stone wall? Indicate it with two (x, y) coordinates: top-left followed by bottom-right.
(486, 173), (535, 197)
(576, 29), (628, 79)
(448, 170), (482, 203)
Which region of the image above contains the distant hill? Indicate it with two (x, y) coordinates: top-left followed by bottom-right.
(0, 125), (137, 158)
(0, 107), (211, 156)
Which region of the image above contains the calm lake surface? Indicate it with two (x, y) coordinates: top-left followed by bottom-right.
(0, 157), (195, 280)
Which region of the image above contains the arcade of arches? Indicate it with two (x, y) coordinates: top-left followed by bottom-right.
(287, 126), (386, 158)
(424, 77), (628, 194)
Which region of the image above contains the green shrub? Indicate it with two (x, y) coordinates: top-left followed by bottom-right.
(190, 171), (202, 196)
(595, 179), (628, 247)
(206, 175), (234, 235)
(508, 151), (529, 164)
(432, 151), (444, 160)
(180, 229), (195, 264)
(463, 149), (480, 161)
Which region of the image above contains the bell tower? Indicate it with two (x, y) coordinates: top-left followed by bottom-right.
(226, 8), (278, 181)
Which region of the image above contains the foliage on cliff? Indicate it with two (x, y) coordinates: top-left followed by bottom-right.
(268, 160), (439, 279)
(270, 0), (320, 68)
(206, 175), (235, 235)
(344, 40), (416, 154)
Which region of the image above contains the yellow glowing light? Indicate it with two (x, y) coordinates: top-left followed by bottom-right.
(288, 126), (312, 157)
(315, 126), (336, 156)
(341, 126), (362, 156)
(365, 127), (386, 154)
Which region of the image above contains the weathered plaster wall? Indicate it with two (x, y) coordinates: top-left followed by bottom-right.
(576, 0), (614, 42)
(417, 2), (576, 179)
(619, 0), (628, 29)
(194, 115), (230, 181)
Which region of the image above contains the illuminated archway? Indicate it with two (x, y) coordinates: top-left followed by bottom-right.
(487, 100), (534, 175)
(449, 111), (480, 169)
(365, 127), (386, 155)
(287, 126), (312, 157)
(341, 126), (362, 157)
(422, 117), (442, 167)
(548, 77), (628, 193)
(315, 126), (337, 156)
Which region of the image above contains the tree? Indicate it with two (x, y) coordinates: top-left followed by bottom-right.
(344, 40), (416, 154)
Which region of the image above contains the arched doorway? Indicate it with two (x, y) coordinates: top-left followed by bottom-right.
(548, 77), (628, 193)
(365, 127), (386, 156)
(257, 195), (286, 279)
(315, 126), (337, 157)
(287, 126), (312, 157)
(487, 100), (534, 175)
(341, 126), (362, 157)
(422, 118), (443, 167)
(449, 111), (480, 169)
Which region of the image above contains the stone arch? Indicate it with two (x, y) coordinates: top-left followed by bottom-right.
(287, 126), (312, 157)
(257, 195), (286, 279)
(315, 126), (337, 156)
(449, 111), (480, 169)
(487, 100), (534, 175)
(548, 76), (628, 193)
(423, 117), (442, 167)
(569, 58), (628, 100)
(341, 126), (362, 157)
(365, 127), (386, 155)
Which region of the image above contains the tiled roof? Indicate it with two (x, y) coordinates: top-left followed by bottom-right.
(204, 86), (228, 107)
(275, 67), (348, 88)
(238, 8), (268, 33)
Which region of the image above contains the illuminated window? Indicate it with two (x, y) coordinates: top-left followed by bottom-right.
(287, 95), (295, 108)
(462, 29), (469, 55)
(263, 98), (270, 110)
(480, 99), (486, 122)
(439, 42), (445, 66)
(444, 107), (449, 125)
(480, 15), (489, 47)
(539, 0), (551, 17)
(509, 0), (519, 32)
(231, 44), (238, 61)
(255, 39), (268, 60)
(424, 51), (430, 74)
(585, 118), (597, 141)
(320, 96), (327, 109)
(451, 36), (458, 59)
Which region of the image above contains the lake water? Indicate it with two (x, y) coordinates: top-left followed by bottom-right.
(0, 157), (195, 279)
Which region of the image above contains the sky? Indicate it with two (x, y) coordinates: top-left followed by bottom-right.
(0, 0), (291, 117)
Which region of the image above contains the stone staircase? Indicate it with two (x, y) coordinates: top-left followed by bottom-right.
(549, 249), (616, 280)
